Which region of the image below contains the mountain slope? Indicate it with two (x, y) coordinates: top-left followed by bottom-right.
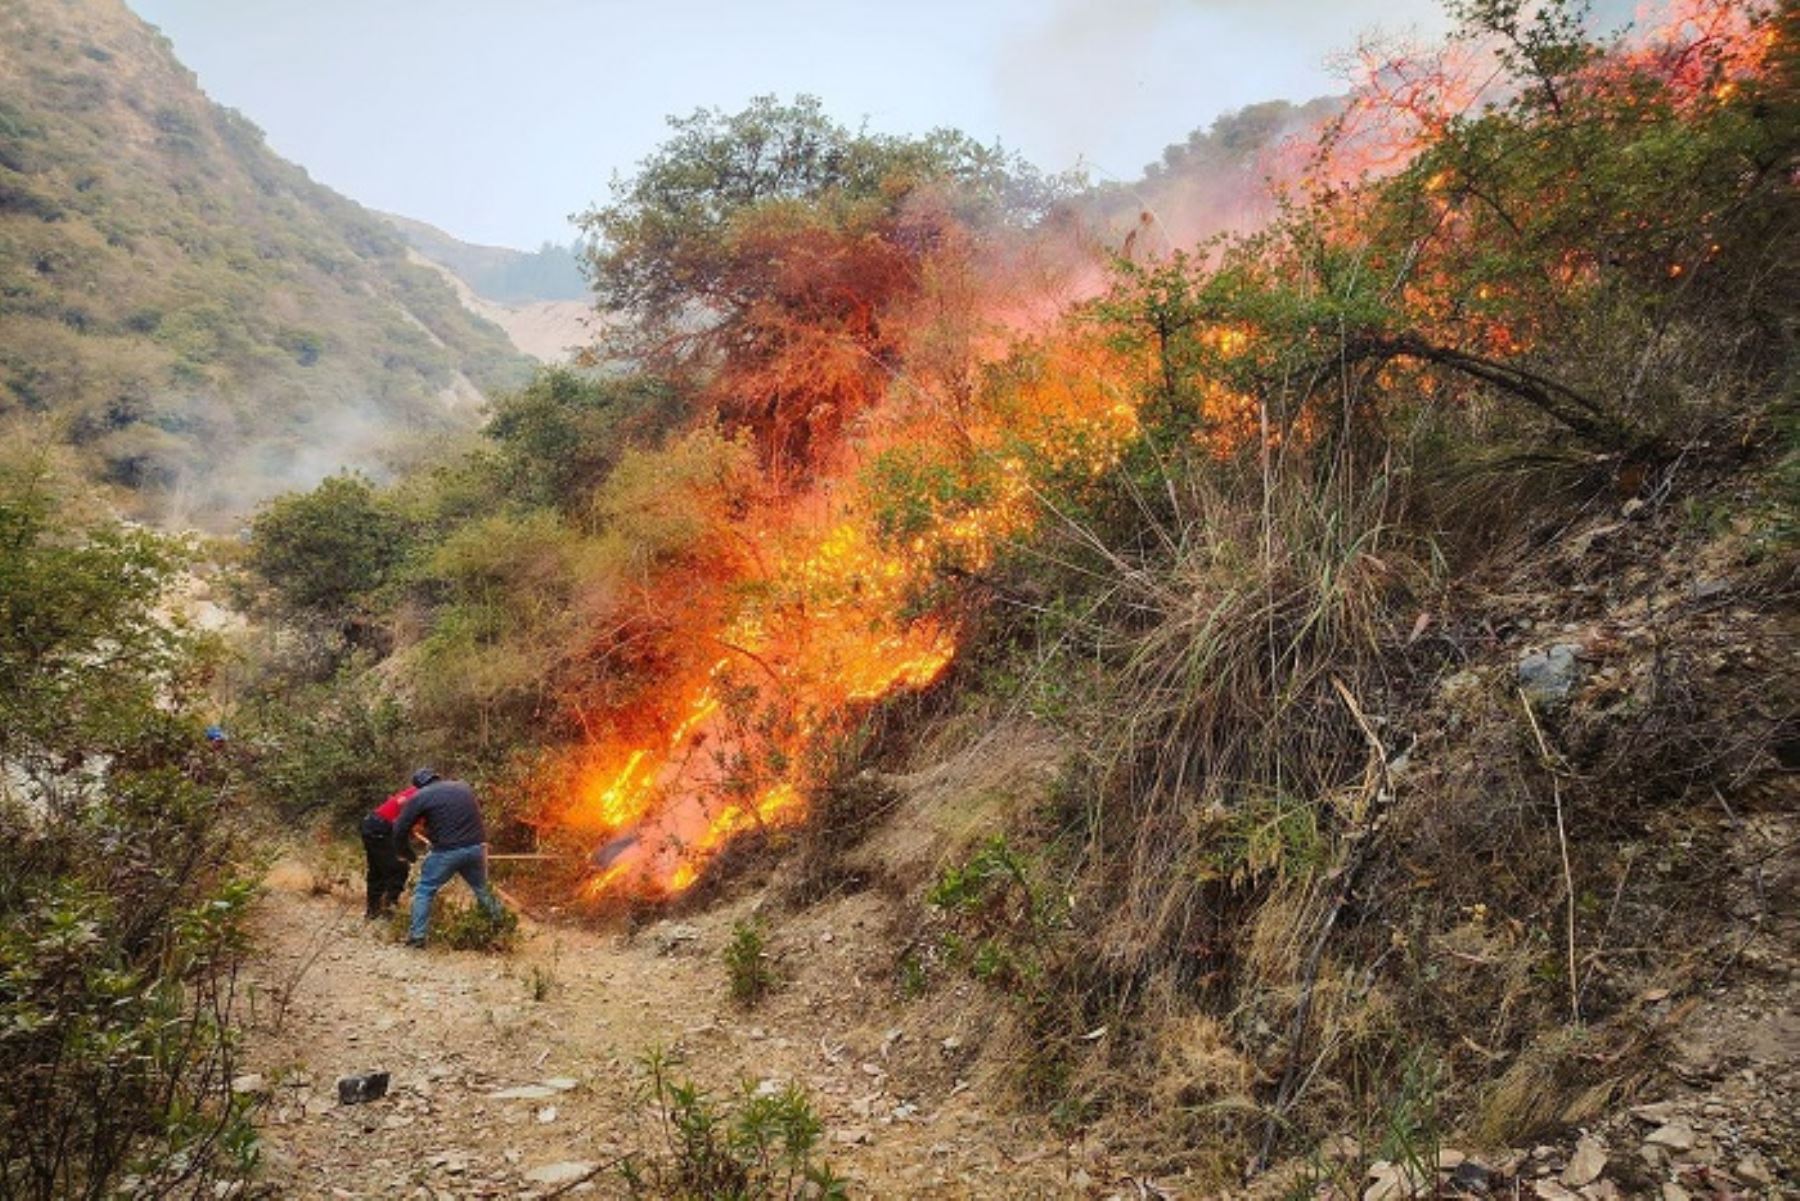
(379, 211), (588, 304)
(381, 213), (595, 364)
(0, 0), (534, 523)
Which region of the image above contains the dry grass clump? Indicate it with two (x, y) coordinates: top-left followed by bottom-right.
(932, 414), (1797, 1178)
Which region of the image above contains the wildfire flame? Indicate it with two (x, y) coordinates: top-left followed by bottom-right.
(550, 0), (1776, 903)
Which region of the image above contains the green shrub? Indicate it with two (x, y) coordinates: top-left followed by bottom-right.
(433, 900), (519, 953)
(0, 454), (259, 1196)
(238, 672), (414, 825)
(723, 920), (776, 1007)
(619, 1050), (848, 1200)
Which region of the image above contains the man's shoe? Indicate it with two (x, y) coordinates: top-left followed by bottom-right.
(405, 938), (426, 949)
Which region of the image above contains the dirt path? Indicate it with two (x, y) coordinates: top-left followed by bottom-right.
(239, 867), (1100, 1199)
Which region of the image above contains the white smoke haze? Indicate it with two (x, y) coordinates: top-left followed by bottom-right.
(995, 0), (1450, 181)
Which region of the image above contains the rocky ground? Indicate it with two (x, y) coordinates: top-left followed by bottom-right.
(237, 866), (1105, 1199)
(240, 831), (1796, 1200)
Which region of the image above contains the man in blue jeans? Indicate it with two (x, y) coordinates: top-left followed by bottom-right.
(392, 769), (506, 947)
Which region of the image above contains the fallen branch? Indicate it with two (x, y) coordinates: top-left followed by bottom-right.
(1520, 689), (1581, 1026)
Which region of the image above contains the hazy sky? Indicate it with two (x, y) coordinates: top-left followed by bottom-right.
(128, 0), (1450, 250)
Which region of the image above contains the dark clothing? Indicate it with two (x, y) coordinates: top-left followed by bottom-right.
(394, 779), (486, 852)
(360, 813), (412, 918)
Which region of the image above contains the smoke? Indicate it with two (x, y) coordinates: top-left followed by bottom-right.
(994, 0), (1448, 180)
(152, 382), (478, 534)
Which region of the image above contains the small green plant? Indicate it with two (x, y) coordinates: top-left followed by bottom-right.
(526, 961), (557, 1002)
(435, 901), (519, 952)
(895, 949), (929, 999)
(1377, 1051), (1444, 1187)
(724, 920), (776, 1007)
(926, 836), (1065, 990)
(620, 1050), (849, 1199)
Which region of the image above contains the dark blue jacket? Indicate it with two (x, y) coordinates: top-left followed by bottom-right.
(394, 780), (486, 852)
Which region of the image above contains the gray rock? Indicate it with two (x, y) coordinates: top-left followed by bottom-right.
(1446, 1160), (1493, 1194)
(336, 1072), (389, 1105)
(1519, 643), (1583, 707)
(523, 1161), (597, 1185)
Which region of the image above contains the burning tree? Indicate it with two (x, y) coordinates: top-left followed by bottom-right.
(1148, 0), (1795, 453)
(579, 95), (1068, 479)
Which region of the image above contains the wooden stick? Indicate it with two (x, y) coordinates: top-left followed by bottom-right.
(1520, 690), (1581, 1026)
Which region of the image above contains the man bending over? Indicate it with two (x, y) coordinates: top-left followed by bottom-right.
(393, 769), (506, 948)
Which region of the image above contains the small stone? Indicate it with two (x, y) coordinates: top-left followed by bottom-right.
(1447, 1161), (1493, 1194)
(523, 1161), (597, 1185)
(1519, 643), (1583, 707)
(1579, 1183), (1620, 1200)
(1734, 1152), (1774, 1186)
(1363, 1160), (1428, 1201)
(336, 1072), (390, 1105)
(229, 1074), (267, 1095)
(1437, 1148), (1466, 1170)
(1645, 1122), (1696, 1153)
(1630, 1102), (1679, 1124)
(1660, 1184), (1690, 1201)
(537, 1105), (557, 1124)
(1563, 1135), (1608, 1188)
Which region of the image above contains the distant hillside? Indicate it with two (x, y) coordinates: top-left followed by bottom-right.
(381, 214), (595, 363)
(0, 0), (535, 524)
(380, 212), (588, 305)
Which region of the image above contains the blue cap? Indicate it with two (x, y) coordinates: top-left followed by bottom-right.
(204, 725), (227, 743)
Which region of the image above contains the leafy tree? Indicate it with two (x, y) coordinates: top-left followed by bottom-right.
(484, 367), (679, 514)
(0, 452), (256, 1197)
(244, 472), (410, 621)
(579, 95), (1068, 473)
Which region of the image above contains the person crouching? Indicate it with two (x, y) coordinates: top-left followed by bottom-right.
(360, 774), (422, 919)
(393, 769), (506, 948)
